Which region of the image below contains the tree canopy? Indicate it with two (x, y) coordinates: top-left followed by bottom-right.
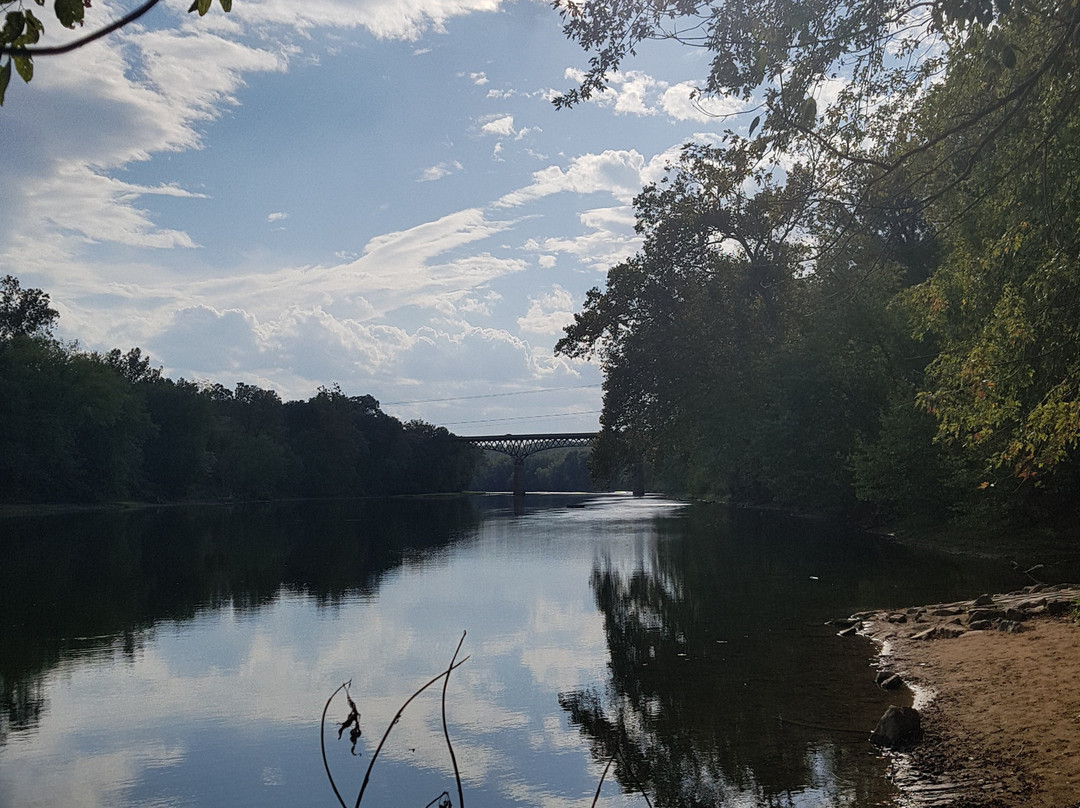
(556, 0), (1080, 522)
(0, 274), (58, 340)
(554, 0), (1080, 195)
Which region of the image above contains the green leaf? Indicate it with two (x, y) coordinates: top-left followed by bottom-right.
(748, 114), (760, 137)
(13, 54), (32, 83)
(799, 96), (817, 127)
(54, 0), (85, 29)
(0, 60), (10, 106)
(218, 0), (232, 10)
(1000, 44), (1016, 69)
(2, 12), (26, 43)
(198, 0), (212, 14)
(22, 9), (43, 43)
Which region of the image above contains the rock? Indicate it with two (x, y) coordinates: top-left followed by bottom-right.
(911, 626), (939, 641)
(972, 593), (995, 607)
(930, 606), (964, 616)
(869, 705), (922, 748)
(998, 620), (1024, 633)
(829, 617), (860, 629)
(874, 670), (893, 685)
(886, 612), (908, 624)
(879, 673), (904, 690)
(938, 625), (967, 638)
(1047, 599), (1073, 616)
(967, 608), (1004, 622)
(837, 625), (859, 637)
(968, 619), (994, 631)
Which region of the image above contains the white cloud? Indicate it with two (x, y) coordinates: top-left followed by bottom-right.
(0, 22), (287, 261)
(495, 150), (647, 208)
(469, 71), (489, 85)
(267, 212), (288, 222)
(660, 81), (749, 123)
(479, 114), (516, 137)
(517, 285), (576, 336)
(523, 205), (640, 272)
(154, 305), (264, 374)
(609, 70), (663, 116)
(558, 68), (753, 125)
(229, 0), (508, 42)
(418, 160), (464, 182)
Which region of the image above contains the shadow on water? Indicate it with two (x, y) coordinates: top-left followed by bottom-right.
(558, 504), (1042, 807)
(0, 497), (483, 745)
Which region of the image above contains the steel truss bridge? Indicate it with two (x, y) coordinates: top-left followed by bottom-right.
(461, 433), (598, 497)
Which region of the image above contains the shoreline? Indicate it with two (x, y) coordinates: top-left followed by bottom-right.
(854, 585), (1080, 807)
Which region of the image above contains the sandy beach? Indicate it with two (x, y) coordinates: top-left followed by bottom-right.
(858, 585), (1080, 807)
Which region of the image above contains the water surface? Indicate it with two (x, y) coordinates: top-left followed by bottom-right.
(0, 495), (1032, 808)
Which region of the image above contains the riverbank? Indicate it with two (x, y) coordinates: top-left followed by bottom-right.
(856, 585), (1080, 807)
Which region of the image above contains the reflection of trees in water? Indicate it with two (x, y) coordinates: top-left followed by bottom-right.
(558, 506), (974, 807)
(0, 678), (44, 748)
(0, 497), (481, 743)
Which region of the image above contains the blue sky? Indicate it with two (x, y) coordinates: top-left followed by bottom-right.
(0, 0), (752, 434)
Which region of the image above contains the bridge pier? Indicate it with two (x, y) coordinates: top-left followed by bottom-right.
(632, 459), (645, 497)
(513, 456), (526, 498)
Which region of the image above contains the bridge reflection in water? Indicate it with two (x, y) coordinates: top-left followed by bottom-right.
(462, 433), (598, 497)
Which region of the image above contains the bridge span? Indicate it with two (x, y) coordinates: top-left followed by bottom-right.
(461, 433), (597, 497)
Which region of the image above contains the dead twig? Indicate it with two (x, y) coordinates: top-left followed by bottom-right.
(442, 631), (467, 808)
(321, 680), (352, 808)
(354, 655), (470, 808)
(590, 754), (618, 808)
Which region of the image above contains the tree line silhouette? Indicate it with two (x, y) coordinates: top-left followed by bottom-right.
(0, 275), (479, 504)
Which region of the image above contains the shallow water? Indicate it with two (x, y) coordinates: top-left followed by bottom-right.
(0, 495), (1032, 808)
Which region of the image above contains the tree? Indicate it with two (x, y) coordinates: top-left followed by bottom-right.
(0, 274), (57, 340)
(898, 8), (1080, 484)
(0, 0), (232, 105)
(102, 347), (163, 384)
(553, 0), (1080, 213)
(557, 143), (812, 499)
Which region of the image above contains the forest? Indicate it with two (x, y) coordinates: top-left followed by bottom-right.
(555, 0), (1080, 526)
(0, 275), (481, 504)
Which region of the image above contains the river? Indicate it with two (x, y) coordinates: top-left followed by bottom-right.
(0, 494), (1032, 808)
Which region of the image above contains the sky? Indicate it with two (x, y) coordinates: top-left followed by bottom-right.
(0, 0), (753, 435)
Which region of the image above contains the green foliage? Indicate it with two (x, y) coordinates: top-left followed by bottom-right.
(0, 277), (482, 505)
(0, 335), (153, 502)
(555, 0), (1080, 523)
(898, 2), (1080, 484)
(0, 275), (58, 340)
(469, 447), (596, 492)
(553, 0), (1078, 209)
(557, 143), (930, 510)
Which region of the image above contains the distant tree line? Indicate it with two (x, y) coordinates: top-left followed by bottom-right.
(0, 276), (479, 504)
(469, 447), (597, 493)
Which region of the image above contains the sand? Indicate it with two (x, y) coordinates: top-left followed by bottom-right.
(859, 586), (1080, 808)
